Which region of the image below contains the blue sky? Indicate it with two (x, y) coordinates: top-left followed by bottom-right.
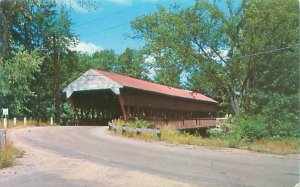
(68, 0), (195, 54)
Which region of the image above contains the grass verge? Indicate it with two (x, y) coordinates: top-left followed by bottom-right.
(111, 128), (300, 155)
(0, 140), (25, 169)
(0, 119), (56, 129)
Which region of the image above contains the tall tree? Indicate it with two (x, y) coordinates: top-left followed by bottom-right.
(153, 56), (183, 87)
(0, 1), (25, 60)
(116, 48), (146, 79)
(0, 47), (43, 118)
(0, 0), (77, 123)
(131, 0), (299, 115)
(91, 49), (117, 71)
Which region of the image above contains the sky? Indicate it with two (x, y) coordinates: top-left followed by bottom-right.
(68, 0), (195, 54)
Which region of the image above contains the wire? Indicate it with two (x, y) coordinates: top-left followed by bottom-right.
(76, 0), (196, 39)
(74, 3), (146, 28)
(80, 22), (129, 38)
(232, 45), (299, 59)
(74, 0), (193, 28)
(144, 44), (299, 70)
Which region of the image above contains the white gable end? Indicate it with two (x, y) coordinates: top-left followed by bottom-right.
(63, 69), (123, 98)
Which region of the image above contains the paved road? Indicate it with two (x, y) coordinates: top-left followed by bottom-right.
(0, 126), (299, 187)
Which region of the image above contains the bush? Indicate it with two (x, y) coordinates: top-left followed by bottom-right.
(61, 102), (74, 125)
(269, 122), (300, 138)
(233, 115), (269, 142)
(113, 118), (156, 129)
(207, 121), (231, 138)
(132, 118), (155, 128)
(232, 112), (300, 140)
(207, 128), (223, 138)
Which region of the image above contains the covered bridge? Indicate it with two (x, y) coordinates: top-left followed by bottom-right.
(63, 69), (219, 129)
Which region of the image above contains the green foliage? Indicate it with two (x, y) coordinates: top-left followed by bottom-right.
(116, 48), (146, 79)
(0, 47), (43, 118)
(60, 102), (74, 125)
(0, 0), (78, 123)
(251, 93), (300, 138)
(207, 128), (224, 138)
(154, 62), (182, 87)
(232, 116), (270, 142)
(0, 0), (298, 132)
(90, 50), (117, 71)
(207, 111), (299, 144)
(131, 0), (299, 117)
(270, 122), (300, 139)
(130, 118), (155, 128)
(113, 118), (155, 129)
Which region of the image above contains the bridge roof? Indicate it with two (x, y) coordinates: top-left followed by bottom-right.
(95, 69), (217, 103)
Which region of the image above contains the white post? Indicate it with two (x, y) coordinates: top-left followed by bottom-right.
(50, 117), (53, 125)
(24, 117), (27, 126)
(13, 117), (16, 126)
(3, 117), (7, 129)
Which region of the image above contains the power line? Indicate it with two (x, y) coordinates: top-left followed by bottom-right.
(232, 45), (299, 59)
(74, 3), (146, 28)
(76, 1), (196, 39)
(75, 0), (193, 28)
(146, 44), (299, 70)
(80, 22), (129, 38)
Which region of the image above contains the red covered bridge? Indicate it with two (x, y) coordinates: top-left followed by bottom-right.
(63, 69), (219, 129)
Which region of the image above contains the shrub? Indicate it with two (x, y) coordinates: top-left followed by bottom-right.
(233, 115), (269, 142)
(207, 128), (223, 138)
(207, 120), (232, 138)
(132, 118), (155, 128)
(269, 121), (300, 138)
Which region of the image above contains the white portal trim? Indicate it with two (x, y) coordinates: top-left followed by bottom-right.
(63, 69), (123, 98)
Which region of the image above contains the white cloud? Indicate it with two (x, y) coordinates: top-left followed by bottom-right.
(71, 42), (103, 54)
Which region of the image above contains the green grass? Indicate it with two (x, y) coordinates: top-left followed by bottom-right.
(111, 127), (300, 154)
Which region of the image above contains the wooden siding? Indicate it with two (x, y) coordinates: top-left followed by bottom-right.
(120, 87), (218, 112)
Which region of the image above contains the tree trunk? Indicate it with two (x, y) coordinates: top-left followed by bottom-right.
(228, 89), (242, 116)
(230, 97), (241, 116)
(53, 34), (61, 124)
(244, 64), (253, 113)
(244, 78), (250, 113)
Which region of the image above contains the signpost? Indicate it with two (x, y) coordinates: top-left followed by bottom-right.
(2, 108), (8, 129)
(3, 109), (8, 116)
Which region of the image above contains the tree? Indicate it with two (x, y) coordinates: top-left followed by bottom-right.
(0, 47), (43, 118)
(0, 1), (26, 60)
(91, 49), (117, 71)
(0, 0), (77, 123)
(131, 0), (299, 115)
(116, 48), (146, 79)
(27, 2), (76, 123)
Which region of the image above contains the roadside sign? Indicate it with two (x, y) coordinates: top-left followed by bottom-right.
(3, 108), (8, 116)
